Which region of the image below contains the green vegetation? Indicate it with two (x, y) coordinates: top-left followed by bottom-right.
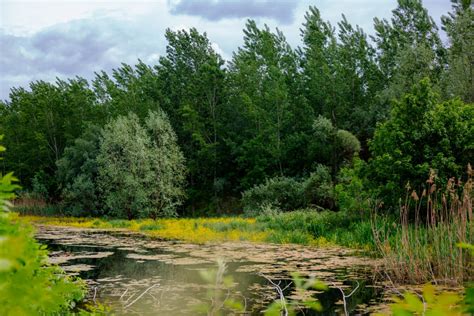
(374, 167), (473, 285)
(2, 1), (471, 217)
(97, 110), (186, 219)
(0, 139), (88, 315)
(0, 0), (473, 314)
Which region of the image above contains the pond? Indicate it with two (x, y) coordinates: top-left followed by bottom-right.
(36, 225), (386, 315)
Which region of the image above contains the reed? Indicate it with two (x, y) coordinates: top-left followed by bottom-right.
(373, 165), (473, 285)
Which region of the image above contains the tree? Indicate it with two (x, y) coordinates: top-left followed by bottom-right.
(97, 111), (186, 219)
(311, 116), (361, 178)
(0, 78), (97, 196)
(441, 0), (474, 103)
(372, 0), (446, 118)
(156, 28), (227, 212)
(227, 20), (313, 190)
(367, 79), (474, 209)
(56, 125), (102, 215)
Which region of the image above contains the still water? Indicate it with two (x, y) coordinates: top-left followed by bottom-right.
(36, 225), (385, 315)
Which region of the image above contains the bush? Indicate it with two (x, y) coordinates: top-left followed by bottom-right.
(242, 165), (336, 215)
(335, 158), (372, 215)
(0, 214), (86, 315)
(242, 177), (304, 215)
(303, 164), (334, 209)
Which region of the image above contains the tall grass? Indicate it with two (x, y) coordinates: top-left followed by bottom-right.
(373, 166), (473, 285)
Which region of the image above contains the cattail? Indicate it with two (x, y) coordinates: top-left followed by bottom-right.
(411, 190), (419, 201)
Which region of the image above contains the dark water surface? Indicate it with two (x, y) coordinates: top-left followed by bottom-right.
(36, 226), (385, 315)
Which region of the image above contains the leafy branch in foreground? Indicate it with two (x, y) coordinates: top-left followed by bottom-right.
(0, 136), (88, 315)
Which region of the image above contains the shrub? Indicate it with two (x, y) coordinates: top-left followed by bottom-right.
(303, 164), (334, 209)
(335, 158), (372, 215)
(242, 177), (304, 215)
(0, 214), (86, 315)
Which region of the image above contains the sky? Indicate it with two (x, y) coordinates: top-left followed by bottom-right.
(0, 0), (452, 101)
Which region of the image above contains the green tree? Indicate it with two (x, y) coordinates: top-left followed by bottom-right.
(311, 115), (361, 178)
(97, 110), (185, 219)
(56, 125), (102, 215)
(227, 20), (312, 189)
(156, 28), (227, 213)
(441, 0), (474, 103)
(372, 0), (446, 119)
(368, 79), (474, 209)
(0, 79), (97, 196)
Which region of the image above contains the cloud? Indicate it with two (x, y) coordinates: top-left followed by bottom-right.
(168, 0), (298, 24)
(0, 16), (167, 100)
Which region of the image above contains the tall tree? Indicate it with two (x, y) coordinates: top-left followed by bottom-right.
(0, 79), (96, 194)
(372, 0), (446, 107)
(227, 20), (313, 190)
(156, 28), (227, 212)
(441, 0), (474, 102)
(97, 111), (186, 219)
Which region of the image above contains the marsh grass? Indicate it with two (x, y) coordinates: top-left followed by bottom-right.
(373, 166), (473, 285)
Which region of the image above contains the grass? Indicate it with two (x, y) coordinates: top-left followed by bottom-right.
(373, 168), (473, 285)
(20, 210), (375, 248)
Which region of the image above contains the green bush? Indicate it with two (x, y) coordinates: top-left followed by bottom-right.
(335, 157), (372, 215)
(303, 164), (334, 209)
(242, 177), (305, 215)
(0, 214), (86, 315)
(242, 166), (336, 215)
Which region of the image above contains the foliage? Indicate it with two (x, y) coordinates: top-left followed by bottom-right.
(56, 125), (102, 216)
(335, 157), (372, 215)
(0, 1), (471, 217)
(97, 110), (186, 219)
(242, 177), (305, 215)
(0, 214), (87, 315)
(0, 138), (87, 315)
(368, 79), (474, 209)
(378, 283), (467, 316)
(441, 0), (474, 103)
(242, 164), (337, 215)
(304, 164), (335, 209)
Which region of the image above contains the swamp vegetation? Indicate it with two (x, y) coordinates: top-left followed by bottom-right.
(1, 0), (474, 314)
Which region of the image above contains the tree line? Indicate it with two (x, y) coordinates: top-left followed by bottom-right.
(1, 0), (472, 217)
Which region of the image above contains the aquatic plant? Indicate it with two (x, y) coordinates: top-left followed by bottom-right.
(373, 167), (473, 285)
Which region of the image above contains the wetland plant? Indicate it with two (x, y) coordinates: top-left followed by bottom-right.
(373, 167), (473, 285)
